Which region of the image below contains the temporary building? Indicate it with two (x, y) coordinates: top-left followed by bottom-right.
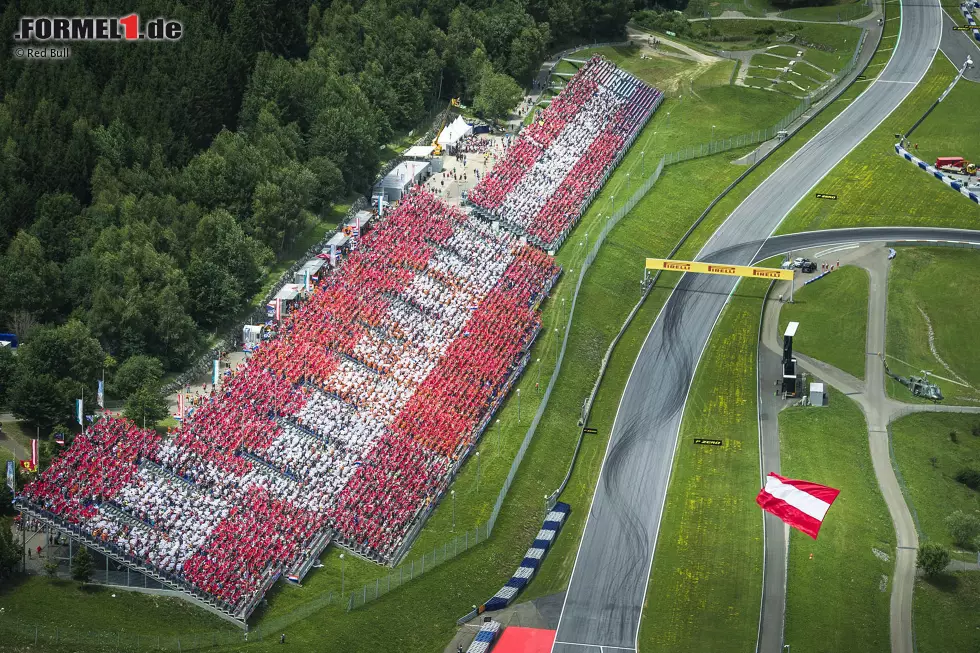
(375, 160), (430, 202)
(436, 115), (473, 148)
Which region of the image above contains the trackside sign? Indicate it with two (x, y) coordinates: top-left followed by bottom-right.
(645, 258), (794, 281)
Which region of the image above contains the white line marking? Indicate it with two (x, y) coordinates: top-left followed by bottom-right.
(877, 79), (918, 84)
(561, 1), (943, 649)
(815, 243), (860, 257)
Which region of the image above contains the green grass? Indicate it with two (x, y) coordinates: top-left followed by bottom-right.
(750, 53), (791, 69)
(691, 19), (861, 55)
(914, 572), (980, 653)
(767, 44), (804, 57)
(941, 0), (969, 25)
(891, 412), (980, 550)
(0, 29), (899, 652)
(794, 59), (832, 81)
(526, 150), (761, 600)
(801, 46), (852, 75)
(778, 265), (869, 379)
(885, 248), (980, 405)
(748, 68), (783, 81)
(779, 0), (873, 22)
(778, 57), (980, 235)
(781, 388), (894, 653)
(638, 277), (768, 653)
(773, 81), (805, 96)
(555, 45), (692, 88)
(0, 576), (238, 646)
(906, 73), (980, 167)
(692, 59), (738, 89)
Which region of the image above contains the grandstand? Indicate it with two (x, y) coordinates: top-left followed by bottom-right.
(467, 55), (663, 250)
(15, 188), (560, 624)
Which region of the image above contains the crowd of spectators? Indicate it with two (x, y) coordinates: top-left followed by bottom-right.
(468, 56), (662, 249)
(18, 187), (559, 616)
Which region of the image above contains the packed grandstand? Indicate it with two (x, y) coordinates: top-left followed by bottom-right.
(468, 55), (663, 250)
(14, 54), (659, 622)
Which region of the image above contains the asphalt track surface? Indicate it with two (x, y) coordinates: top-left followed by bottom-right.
(551, 0), (943, 650)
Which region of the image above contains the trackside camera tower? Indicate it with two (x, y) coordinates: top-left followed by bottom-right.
(782, 321), (800, 397)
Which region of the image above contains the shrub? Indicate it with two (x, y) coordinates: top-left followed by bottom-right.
(916, 542), (951, 577)
(955, 468), (980, 490)
(946, 510), (980, 549)
(950, 430), (958, 443)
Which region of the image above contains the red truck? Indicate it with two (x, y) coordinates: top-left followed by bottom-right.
(935, 156), (977, 174)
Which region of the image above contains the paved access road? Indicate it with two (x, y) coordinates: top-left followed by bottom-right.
(551, 0), (943, 650)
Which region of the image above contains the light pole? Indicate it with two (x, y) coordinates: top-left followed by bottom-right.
(475, 451), (481, 491)
(711, 124), (716, 143)
(554, 328), (559, 365)
(627, 172), (631, 196)
(451, 490), (456, 531)
(495, 418), (500, 456)
(561, 297), (566, 329)
(666, 111), (670, 127)
(535, 357), (541, 392)
(339, 553), (345, 597)
(516, 388), (522, 424)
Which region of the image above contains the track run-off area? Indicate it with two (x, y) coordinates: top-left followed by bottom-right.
(551, 0), (946, 651)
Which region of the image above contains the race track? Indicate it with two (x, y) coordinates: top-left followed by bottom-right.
(551, 1), (943, 650)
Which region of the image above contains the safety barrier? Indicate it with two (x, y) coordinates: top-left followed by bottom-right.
(961, 3), (980, 41)
(467, 620), (502, 653)
(457, 503), (570, 625)
(894, 144), (980, 205)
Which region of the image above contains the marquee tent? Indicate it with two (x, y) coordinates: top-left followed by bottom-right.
(436, 115), (473, 148)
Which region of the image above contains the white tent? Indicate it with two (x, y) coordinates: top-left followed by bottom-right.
(437, 116), (473, 148)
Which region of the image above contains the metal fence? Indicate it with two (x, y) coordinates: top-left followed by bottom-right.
(654, 27), (867, 170)
(345, 522), (491, 611)
(343, 157), (668, 611)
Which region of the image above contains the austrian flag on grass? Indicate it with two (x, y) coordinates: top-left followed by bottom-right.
(756, 472), (841, 539)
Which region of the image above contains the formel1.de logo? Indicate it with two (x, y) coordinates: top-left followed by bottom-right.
(14, 15), (183, 41)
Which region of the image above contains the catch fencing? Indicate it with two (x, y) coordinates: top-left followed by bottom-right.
(657, 28), (867, 169)
(344, 156), (667, 612)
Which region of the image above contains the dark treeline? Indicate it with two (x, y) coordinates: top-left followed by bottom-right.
(0, 0), (630, 429)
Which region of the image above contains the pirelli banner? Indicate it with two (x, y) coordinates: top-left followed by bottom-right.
(645, 258), (794, 281)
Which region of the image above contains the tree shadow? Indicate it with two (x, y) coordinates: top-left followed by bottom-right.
(922, 572), (960, 594)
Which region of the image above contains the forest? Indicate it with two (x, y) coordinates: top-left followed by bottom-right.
(0, 0), (632, 429)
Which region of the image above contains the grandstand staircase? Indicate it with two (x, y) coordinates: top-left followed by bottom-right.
(139, 458), (200, 492)
(238, 449), (299, 483)
(382, 291), (432, 319)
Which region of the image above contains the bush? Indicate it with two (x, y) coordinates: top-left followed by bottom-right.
(945, 510), (980, 549)
(955, 468), (980, 491)
(916, 542), (951, 577)
(44, 560), (59, 577)
(72, 546), (93, 583)
(950, 430), (958, 443)
(972, 423), (980, 437)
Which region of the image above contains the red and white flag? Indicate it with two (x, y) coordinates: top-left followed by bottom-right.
(177, 392), (184, 421)
(31, 439), (38, 469)
(756, 472), (840, 539)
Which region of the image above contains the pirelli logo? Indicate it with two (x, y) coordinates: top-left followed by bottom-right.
(646, 258), (794, 281)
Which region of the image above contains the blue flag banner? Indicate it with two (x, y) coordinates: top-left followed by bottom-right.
(97, 379), (104, 409)
(213, 359), (219, 386)
(76, 398), (84, 426)
(5, 460), (13, 493)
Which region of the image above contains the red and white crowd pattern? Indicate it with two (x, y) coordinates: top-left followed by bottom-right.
(467, 56), (662, 250)
(19, 188), (560, 617)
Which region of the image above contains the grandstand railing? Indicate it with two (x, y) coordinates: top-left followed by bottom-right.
(340, 157), (667, 614)
(16, 504), (248, 628)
